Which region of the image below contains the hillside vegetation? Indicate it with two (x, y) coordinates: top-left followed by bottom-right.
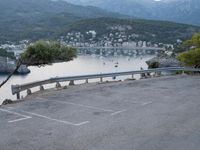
(0, 0), (199, 44)
(177, 33), (200, 68)
(64, 0), (200, 26)
(65, 18), (200, 44)
(0, 0), (123, 43)
(0, 49), (15, 59)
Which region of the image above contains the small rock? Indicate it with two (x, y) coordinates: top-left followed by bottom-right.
(2, 99), (13, 105)
(0, 56), (30, 74)
(146, 55), (182, 68)
(17, 65), (30, 74)
(63, 86), (68, 89)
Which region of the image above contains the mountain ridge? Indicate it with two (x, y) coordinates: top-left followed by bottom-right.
(0, 0), (199, 44)
(0, 0), (126, 43)
(63, 0), (200, 26)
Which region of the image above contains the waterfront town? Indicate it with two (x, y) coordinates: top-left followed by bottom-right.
(0, 29), (178, 58)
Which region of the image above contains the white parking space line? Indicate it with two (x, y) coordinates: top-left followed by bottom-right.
(0, 108), (29, 118)
(7, 107), (14, 110)
(20, 110), (90, 126)
(37, 97), (115, 112)
(56, 101), (115, 112)
(8, 117), (32, 123)
(75, 121), (90, 126)
(0, 108), (32, 123)
(111, 110), (127, 116)
(141, 102), (153, 106)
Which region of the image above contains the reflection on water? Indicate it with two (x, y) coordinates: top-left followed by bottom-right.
(0, 55), (153, 103)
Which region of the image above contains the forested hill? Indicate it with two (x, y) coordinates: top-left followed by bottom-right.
(64, 0), (200, 26)
(0, 0), (124, 43)
(0, 0), (199, 44)
(64, 18), (200, 44)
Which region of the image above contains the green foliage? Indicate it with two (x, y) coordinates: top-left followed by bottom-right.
(21, 41), (77, 66)
(184, 33), (200, 48)
(0, 0), (122, 43)
(177, 33), (200, 68)
(0, 40), (77, 88)
(0, 0), (199, 43)
(148, 62), (159, 69)
(174, 43), (190, 53)
(66, 18), (200, 44)
(0, 48), (15, 59)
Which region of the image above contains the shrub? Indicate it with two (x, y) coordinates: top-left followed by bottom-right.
(177, 33), (200, 68)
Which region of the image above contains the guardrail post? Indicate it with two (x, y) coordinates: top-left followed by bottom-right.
(131, 74), (136, 80)
(146, 72), (151, 78)
(154, 71), (161, 77)
(140, 73), (146, 79)
(40, 85), (44, 91)
(16, 92), (20, 100)
(157, 71), (162, 76)
(100, 77), (103, 82)
(85, 79), (89, 84)
(56, 82), (61, 88)
(69, 80), (75, 86)
(27, 89), (32, 95)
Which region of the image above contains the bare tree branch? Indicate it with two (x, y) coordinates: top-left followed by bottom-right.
(0, 41), (77, 89)
(0, 59), (22, 88)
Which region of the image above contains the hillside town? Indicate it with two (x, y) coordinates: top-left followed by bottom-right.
(60, 30), (176, 50)
(0, 29), (179, 58)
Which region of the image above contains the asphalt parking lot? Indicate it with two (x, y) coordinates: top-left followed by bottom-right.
(0, 75), (200, 150)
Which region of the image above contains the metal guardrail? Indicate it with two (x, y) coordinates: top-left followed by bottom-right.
(11, 67), (200, 99)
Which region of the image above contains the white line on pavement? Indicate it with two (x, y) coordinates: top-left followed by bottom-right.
(57, 101), (114, 112)
(7, 107), (14, 110)
(0, 108), (30, 118)
(37, 97), (115, 112)
(141, 102), (153, 106)
(0, 108), (32, 123)
(111, 110), (127, 116)
(75, 121), (90, 126)
(20, 110), (90, 126)
(8, 117), (32, 123)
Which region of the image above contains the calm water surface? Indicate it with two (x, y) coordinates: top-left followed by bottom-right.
(0, 55), (154, 104)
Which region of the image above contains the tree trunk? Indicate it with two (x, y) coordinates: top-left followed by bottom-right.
(0, 59), (22, 88)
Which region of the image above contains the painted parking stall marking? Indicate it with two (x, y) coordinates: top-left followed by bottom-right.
(0, 97), (152, 126)
(111, 109), (127, 116)
(0, 108), (32, 123)
(37, 97), (129, 116)
(37, 97), (115, 112)
(20, 110), (90, 126)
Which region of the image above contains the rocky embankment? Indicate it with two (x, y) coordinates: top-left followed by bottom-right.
(0, 56), (30, 74)
(146, 55), (182, 68)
